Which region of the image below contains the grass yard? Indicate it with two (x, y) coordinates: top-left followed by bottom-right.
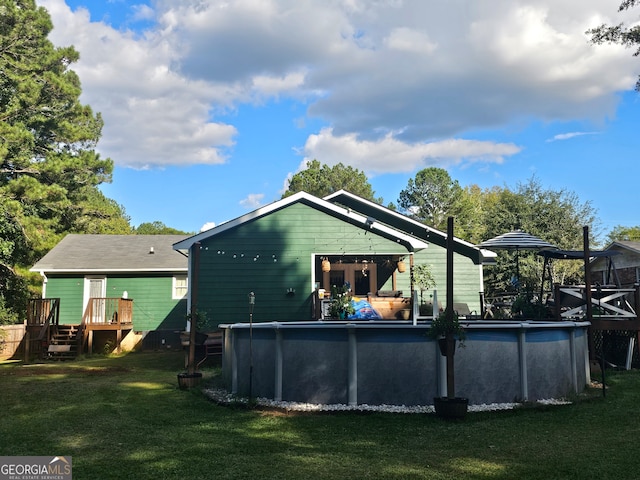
(0, 351), (637, 480)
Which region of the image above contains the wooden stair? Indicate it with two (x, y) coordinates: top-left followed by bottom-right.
(46, 325), (79, 360)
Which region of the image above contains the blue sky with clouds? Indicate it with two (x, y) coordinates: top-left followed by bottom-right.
(38, 0), (640, 240)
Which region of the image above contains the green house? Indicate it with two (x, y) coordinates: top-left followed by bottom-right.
(30, 234), (189, 350)
(173, 191), (495, 329)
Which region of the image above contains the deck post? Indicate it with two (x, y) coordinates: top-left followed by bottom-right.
(116, 327), (122, 354)
(583, 226), (594, 362)
(24, 329), (30, 363)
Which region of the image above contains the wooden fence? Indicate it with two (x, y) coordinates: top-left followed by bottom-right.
(0, 324), (26, 360)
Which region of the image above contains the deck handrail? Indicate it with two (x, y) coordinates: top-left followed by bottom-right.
(81, 297), (134, 326)
(553, 284), (638, 320)
(79, 297), (134, 355)
(26, 298), (60, 342)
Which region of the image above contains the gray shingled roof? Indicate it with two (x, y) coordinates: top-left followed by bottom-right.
(30, 234), (189, 273)
(612, 240), (640, 254)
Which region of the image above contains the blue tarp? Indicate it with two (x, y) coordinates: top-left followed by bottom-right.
(348, 298), (382, 320)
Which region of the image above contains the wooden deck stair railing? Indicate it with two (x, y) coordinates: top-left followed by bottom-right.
(26, 298), (62, 359)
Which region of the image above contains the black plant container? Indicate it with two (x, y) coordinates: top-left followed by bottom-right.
(433, 396), (468, 420)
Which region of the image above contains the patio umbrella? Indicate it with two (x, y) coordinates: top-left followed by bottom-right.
(477, 230), (557, 289)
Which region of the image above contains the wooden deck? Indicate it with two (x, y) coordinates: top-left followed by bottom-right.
(26, 297), (134, 359)
(80, 297), (134, 354)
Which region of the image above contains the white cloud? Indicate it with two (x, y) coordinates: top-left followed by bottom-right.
(384, 27), (438, 54)
(200, 222), (216, 232)
(239, 193), (265, 209)
(302, 128), (521, 174)
(37, 0), (639, 170)
(547, 131), (600, 142)
(39, 0), (239, 168)
(131, 4), (155, 22)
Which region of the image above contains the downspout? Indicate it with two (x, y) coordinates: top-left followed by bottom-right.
(39, 271), (48, 298)
(176, 249), (193, 332)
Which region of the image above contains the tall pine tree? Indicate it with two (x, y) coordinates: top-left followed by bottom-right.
(0, 0), (130, 322)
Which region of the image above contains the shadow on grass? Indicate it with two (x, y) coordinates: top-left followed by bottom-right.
(0, 352), (638, 479)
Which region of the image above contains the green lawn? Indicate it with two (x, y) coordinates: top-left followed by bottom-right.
(0, 352), (635, 479)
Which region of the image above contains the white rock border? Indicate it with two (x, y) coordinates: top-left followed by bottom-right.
(203, 388), (571, 414)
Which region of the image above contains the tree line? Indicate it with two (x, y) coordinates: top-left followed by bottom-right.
(284, 162), (614, 297)
(1, 0), (639, 323)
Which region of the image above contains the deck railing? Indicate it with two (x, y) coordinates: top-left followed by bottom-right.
(81, 298), (133, 326)
(25, 298), (61, 359)
(79, 298), (133, 355)
(554, 284), (639, 321)
(27, 298), (60, 327)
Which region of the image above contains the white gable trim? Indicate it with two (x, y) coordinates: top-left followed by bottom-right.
(173, 191), (429, 253)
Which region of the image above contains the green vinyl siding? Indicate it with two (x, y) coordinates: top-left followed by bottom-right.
(410, 234), (483, 313)
(195, 203), (410, 327)
(44, 276), (84, 325)
(43, 274), (187, 330)
(106, 276), (187, 331)
(389, 249), (482, 313)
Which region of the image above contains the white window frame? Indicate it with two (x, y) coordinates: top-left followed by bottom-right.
(172, 275), (188, 300)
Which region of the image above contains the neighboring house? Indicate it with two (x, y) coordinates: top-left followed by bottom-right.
(591, 241), (640, 288)
(30, 234), (189, 351)
(173, 191), (494, 329)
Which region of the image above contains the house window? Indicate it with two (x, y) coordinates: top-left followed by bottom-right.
(173, 275), (188, 299)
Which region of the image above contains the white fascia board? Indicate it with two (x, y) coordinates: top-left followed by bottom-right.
(325, 190), (481, 251)
(173, 191), (312, 253)
(479, 248), (498, 265)
(173, 191), (428, 253)
(28, 268), (188, 274)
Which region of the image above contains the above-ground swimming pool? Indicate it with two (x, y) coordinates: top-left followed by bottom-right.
(220, 320), (591, 406)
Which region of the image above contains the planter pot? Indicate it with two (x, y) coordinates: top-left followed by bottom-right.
(438, 337), (457, 356)
(433, 397), (468, 420)
(177, 372), (203, 389)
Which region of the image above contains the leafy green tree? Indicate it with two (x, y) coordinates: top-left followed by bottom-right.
(397, 167), (463, 232)
(134, 221), (192, 235)
(605, 225), (640, 243)
(0, 1), (130, 322)
(480, 176), (598, 295)
(283, 159), (382, 203)
(588, 0), (640, 90)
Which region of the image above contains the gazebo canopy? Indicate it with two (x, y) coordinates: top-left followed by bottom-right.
(477, 230), (558, 290)
(477, 230), (557, 251)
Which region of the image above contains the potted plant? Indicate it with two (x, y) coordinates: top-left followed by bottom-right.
(427, 310), (466, 354)
(428, 308), (468, 419)
(180, 310), (211, 346)
(414, 264), (436, 316)
(328, 283), (355, 319)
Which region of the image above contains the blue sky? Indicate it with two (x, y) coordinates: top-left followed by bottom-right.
(38, 0), (640, 240)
